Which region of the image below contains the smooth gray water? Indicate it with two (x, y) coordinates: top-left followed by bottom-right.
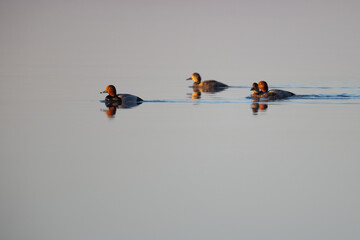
(1, 1), (360, 240)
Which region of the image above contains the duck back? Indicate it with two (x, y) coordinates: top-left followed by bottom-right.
(105, 94), (143, 103)
(258, 90), (294, 100)
(199, 80), (228, 88)
(268, 89), (295, 98)
(193, 80), (228, 92)
(117, 94), (143, 103)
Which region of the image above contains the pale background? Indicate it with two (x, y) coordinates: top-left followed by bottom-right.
(0, 1), (359, 239)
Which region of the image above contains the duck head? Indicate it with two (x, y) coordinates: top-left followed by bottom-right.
(186, 72), (201, 84)
(250, 82), (260, 94)
(100, 85), (117, 96)
(258, 81), (268, 93)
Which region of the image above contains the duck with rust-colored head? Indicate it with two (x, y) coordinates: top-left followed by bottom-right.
(100, 85), (143, 108)
(186, 73), (228, 92)
(256, 81), (295, 99)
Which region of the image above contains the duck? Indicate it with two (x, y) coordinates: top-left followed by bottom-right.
(100, 85), (143, 108)
(256, 81), (295, 99)
(250, 82), (263, 98)
(186, 72), (228, 92)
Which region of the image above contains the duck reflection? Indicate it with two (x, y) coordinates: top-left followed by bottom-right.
(101, 101), (143, 118)
(251, 101), (268, 115)
(187, 87), (228, 99)
(102, 106), (117, 118)
(191, 90), (201, 99)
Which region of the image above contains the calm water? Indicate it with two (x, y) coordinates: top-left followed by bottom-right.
(1, 1), (360, 240)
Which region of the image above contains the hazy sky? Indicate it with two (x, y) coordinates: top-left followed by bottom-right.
(0, 0), (359, 82)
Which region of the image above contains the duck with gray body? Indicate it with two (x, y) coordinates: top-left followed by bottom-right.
(101, 85), (143, 108)
(250, 82), (278, 99)
(187, 72), (228, 93)
(251, 81), (295, 100)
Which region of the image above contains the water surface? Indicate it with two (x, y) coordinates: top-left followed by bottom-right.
(1, 1), (360, 240)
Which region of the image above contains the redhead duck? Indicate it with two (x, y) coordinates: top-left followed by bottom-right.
(187, 73), (228, 92)
(100, 85), (143, 106)
(256, 81), (295, 99)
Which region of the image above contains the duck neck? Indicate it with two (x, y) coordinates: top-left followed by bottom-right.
(194, 76), (201, 84)
(106, 95), (121, 102)
(253, 90), (262, 95)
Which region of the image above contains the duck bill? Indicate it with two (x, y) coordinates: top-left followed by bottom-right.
(250, 87), (255, 91)
(100, 90), (107, 94)
(186, 77), (192, 80)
